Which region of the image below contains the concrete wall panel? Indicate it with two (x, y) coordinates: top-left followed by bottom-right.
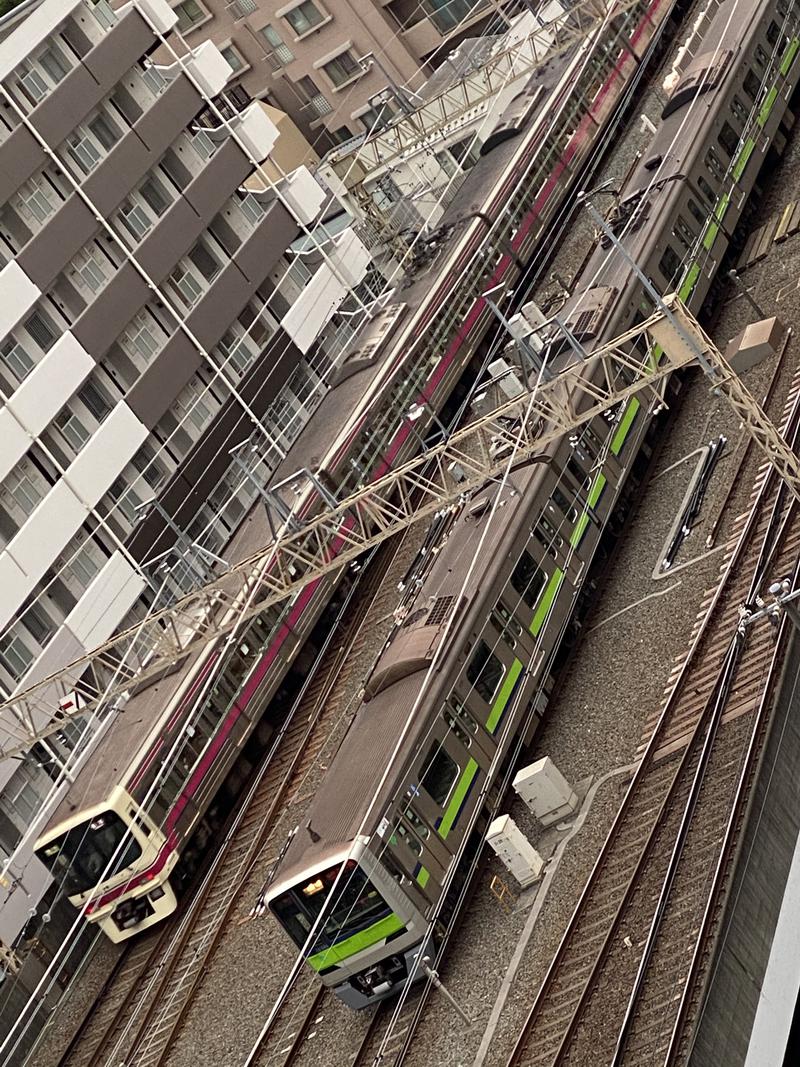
(0, 125), (46, 205)
(126, 327), (303, 561)
(3, 482), (88, 620)
(65, 549), (146, 648)
(125, 330), (201, 428)
(66, 401), (148, 504)
(0, 409), (30, 484)
(183, 137), (249, 219)
(235, 202), (298, 284)
(71, 261), (149, 358)
(136, 198), (203, 282)
(9, 331), (94, 437)
(17, 195), (97, 291)
(0, 261), (41, 340)
(185, 261), (250, 350)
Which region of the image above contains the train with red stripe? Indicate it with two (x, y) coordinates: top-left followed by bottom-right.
(34, 0), (677, 942)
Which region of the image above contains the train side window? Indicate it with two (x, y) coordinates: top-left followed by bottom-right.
(658, 245), (682, 285)
(511, 549), (546, 607)
(718, 121), (739, 159)
(567, 457), (591, 490)
(755, 45), (769, 69)
(552, 486), (578, 522)
(420, 744), (458, 806)
(743, 69), (761, 101)
(767, 20), (781, 46)
(731, 96), (749, 126)
(697, 175), (716, 204)
(466, 640), (505, 703)
(687, 198), (706, 227)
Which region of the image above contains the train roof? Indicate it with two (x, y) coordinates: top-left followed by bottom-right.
(269, 455), (553, 893)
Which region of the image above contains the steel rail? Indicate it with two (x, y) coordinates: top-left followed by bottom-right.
(503, 356), (800, 1067)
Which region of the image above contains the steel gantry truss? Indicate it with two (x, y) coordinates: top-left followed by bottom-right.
(2, 296), (800, 759)
(326, 0), (623, 176)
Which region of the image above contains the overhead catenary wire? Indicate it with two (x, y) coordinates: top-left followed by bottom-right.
(0, 0), (772, 1045)
(245, 0), (779, 1052)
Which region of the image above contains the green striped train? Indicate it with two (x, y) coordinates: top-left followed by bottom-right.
(265, 0), (800, 1008)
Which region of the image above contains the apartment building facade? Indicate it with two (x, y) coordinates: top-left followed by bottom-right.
(0, 0), (371, 949)
(170, 0), (504, 148)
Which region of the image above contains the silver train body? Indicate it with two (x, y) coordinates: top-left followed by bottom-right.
(265, 0), (800, 1008)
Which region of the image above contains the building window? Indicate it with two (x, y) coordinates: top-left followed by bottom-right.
(330, 125), (353, 144)
(173, 0), (207, 32)
(260, 25), (294, 66)
(284, 0), (325, 37)
(16, 174), (58, 225)
(1, 461), (47, 518)
(357, 101), (394, 132)
(321, 50), (361, 89)
(220, 45), (245, 73)
(118, 196), (154, 243)
(296, 75), (331, 116)
(140, 176), (172, 218)
(0, 338), (35, 383)
(70, 247), (109, 294)
(217, 329), (256, 376)
(0, 632), (34, 681)
(54, 407), (91, 454)
(24, 308), (59, 354)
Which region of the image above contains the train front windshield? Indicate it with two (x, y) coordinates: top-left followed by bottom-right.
(36, 811), (141, 896)
(271, 860), (390, 952)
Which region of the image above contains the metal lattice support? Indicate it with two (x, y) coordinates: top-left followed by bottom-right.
(1, 297), (798, 758)
(329, 0), (630, 175)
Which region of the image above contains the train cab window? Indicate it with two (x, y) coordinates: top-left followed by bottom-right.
(466, 640), (505, 704)
(718, 121), (739, 159)
(511, 549), (546, 608)
(743, 69), (761, 101)
(658, 245), (682, 286)
(687, 198), (707, 227)
(731, 96), (749, 126)
(420, 744), (459, 806)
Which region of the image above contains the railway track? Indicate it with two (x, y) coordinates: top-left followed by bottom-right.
(503, 359), (800, 1067)
(55, 531), (417, 1067)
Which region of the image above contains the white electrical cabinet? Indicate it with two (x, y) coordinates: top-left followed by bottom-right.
(513, 756), (578, 827)
(487, 814), (544, 888)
